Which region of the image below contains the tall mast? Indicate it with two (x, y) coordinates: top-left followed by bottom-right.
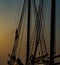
(50, 0), (56, 65)
(26, 0), (31, 64)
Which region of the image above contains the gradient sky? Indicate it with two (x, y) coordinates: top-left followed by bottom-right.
(0, 0), (60, 65)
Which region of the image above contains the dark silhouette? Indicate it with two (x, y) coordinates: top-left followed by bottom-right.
(17, 58), (23, 65)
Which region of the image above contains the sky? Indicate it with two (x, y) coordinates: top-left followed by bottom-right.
(0, 0), (60, 65)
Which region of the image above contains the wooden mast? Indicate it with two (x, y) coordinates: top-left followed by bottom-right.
(26, 0), (31, 64)
(50, 0), (56, 65)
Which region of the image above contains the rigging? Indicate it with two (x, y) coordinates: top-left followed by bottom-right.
(7, 0), (60, 65)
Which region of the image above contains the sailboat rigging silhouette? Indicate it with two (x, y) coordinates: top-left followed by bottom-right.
(7, 0), (60, 65)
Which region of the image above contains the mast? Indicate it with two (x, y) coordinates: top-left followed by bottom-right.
(26, 0), (31, 64)
(50, 0), (56, 65)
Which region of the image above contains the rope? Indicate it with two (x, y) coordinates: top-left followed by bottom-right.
(29, 0), (49, 62)
(11, 0), (26, 56)
(17, 0), (27, 34)
(35, 0), (48, 58)
(29, 0), (37, 57)
(33, 0), (44, 57)
(17, 17), (25, 58)
(13, 0), (21, 31)
(38, 0), (48, 61)
(29, 0), (43, 57)
(40, 0), (48, 54)
(17, 0), (27, 58)
(29, 26), (36, 56)
(16, 0), (21, 29)
(8, 0), (20, 54)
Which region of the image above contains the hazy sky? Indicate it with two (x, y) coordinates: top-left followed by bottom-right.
(0, 0), (60, 65)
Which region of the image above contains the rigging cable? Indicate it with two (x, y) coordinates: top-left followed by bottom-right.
(29, 0), (43, 58)
(29, 0), (44, 58)
(29, 0), (44, 63)
(17, 13), (26, 58)
(11, 0), (26, 57)
(33, 0), (44, 58)
(8, 0), (20, 54)
(36, 1), (49, 64)
(36, 0), (48, 56)
(12, 0), (21, 32)
(29, 0), (38, 57)
(16, 0), (22, 29)
(41, 0), (48, 55)
(39, 0), (49, 64)
(29, 0), (48, 64)
(39, 1), (46, 54)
